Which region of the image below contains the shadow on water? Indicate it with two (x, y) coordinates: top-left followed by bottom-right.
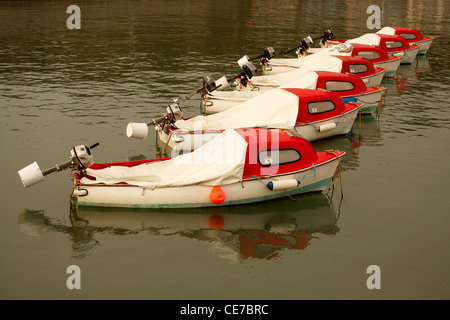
(18, 192), (342, 262)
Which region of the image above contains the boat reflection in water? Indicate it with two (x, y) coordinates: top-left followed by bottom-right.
(18, 193), (341, 262)
(311, 112), (382, 172)
(383, 55), (431, 96)
(18, 209), (100, 259)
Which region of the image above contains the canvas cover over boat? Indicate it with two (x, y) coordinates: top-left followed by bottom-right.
(81, 129), (248, 188)
(251, 69), (319, 88)
(269, 43), (352, 68)
(345, 33), (382, 46)
(175, 88), (300, 131)
(375, 27), (397, 36)
(253, 56), (343, 86)
(376, 26), (429, 44)
(270, 52), (348, 70)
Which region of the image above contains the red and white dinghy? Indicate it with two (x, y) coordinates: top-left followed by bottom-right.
(203, 70), (386, 114)
(346, 44), (400, 77)
(330, 33), (421, 64)
(376, 27), (435, 55)
(308, 43), (400, 77)
(264, 55), (385, 88)
(150, 88), (360, 152)
(73, 129), (345, 209)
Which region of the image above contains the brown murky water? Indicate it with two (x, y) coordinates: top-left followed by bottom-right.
(1, 0), (449, 301)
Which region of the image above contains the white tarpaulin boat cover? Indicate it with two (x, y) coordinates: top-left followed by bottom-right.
(376, 27), (397, 36)
(269, 43), (352, 68)
(251, 68), (319, 87)
(175, 88), (299, 131)
(211, 70), (319, 100)
(279, 70), (319, 89)
(253, 56), (342, 85)
(82, 129), (248, 188)
(345, 33), (381, 46)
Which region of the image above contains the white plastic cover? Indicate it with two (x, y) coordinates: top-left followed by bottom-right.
(306, 43), (353, 56)
(376, 27), (396, 36)
(175, 88), (299, 131)
(253, 56), (342, 86)
(345, 33), (381, 46)
(210, 70), (319, 101)
(82, 129), (248, 188)
(279, 70), (319, 89)
(268, 57), (302, 67)
(208, 89), (268, 101)
(297, 55), (344, 73)
(269, 43), (352, 67)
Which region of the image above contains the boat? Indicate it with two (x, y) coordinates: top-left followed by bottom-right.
(66, 129), (344, 209)
(329, 33), (421, 64)
(348, 44), (400, 77)
(140, 88), (361, 151)
(203, 70), (386, 114)
(18, 129), (345, 209)
(263, 55), (386, 87)
(309, 43), (400, 77)
(376, 27), (435, 55)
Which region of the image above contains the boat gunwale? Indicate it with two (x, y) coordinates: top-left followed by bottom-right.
(78, 150), (344, 188)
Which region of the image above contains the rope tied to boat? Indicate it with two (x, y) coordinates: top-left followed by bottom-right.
(326, 150), (344, 198)
(347, 101), (362, 136)
(252, 174), (268, 187)
(69, 178), (81, 207)
(200, 96), (209, 115)
(163, 130), (173, 154)
(306, 121), (318, 130)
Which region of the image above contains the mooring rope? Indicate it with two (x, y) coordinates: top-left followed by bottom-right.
(69, 179), (81, 206)
(200, 96), (209, 115)
(326, 150), (344, 198)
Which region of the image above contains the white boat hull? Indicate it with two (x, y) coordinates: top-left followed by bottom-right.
(342, 89), (386, 114)
(75, 159), (341, 209)
(204, 88), (385, 115)
(389, 45), (420, 64)
(373, 58), (400, 77)
(361, 69), (385, 87)
(158, 108), (359, 152)
(413, 38), (434, 55)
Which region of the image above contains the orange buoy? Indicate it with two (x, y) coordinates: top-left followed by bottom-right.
(210, 186), (225, 204)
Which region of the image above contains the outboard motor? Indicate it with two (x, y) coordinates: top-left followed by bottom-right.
(260, 46), (276, 68)
(166, 103), (183, 123)
(126, 66), (257, 140)
(320, 29), (334, 47)
(126, 103), (184, 140)
(280, 36), (313, 56)
(235, 58), (258, 87)
(203, 75), (218, 93)
(263, 47), (276, 60)
(297, 36), (313, 57)
(18, 143), (99, 188)
(243, 47), (276, 69)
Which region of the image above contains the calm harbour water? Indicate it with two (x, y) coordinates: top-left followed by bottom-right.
(1, 0), (449, 301)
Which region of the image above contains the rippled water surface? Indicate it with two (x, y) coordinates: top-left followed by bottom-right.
(1, 0), (449, 300)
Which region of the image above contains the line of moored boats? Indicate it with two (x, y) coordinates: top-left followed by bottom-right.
(18, 26), (434, 209)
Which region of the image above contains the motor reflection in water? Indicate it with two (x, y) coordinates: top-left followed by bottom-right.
(18, 193), (342, 262)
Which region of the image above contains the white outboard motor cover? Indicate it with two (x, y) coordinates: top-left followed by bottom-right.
(71, 145), (94, 169)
